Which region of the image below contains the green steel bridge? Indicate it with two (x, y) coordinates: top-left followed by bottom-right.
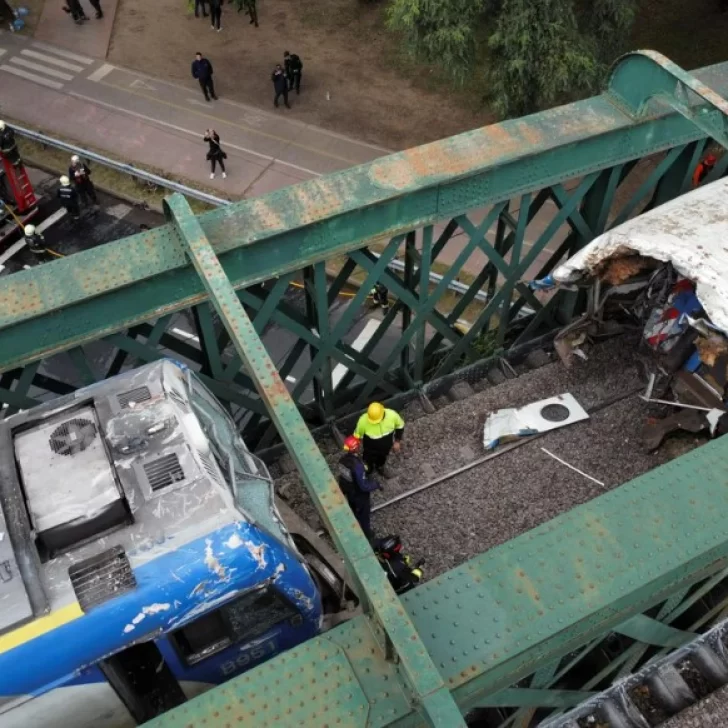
(3, 51), (728, 726)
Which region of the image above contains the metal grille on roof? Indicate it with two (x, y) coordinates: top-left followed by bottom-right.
(143, 453), (185, 491)
(117, 386), (152, 409)
(68, 545), (136, 612)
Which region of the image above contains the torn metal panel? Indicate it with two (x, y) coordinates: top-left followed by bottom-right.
(554, 177), (728, 334)
(483, 393), (589, 450)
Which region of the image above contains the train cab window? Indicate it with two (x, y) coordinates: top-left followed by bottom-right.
(172, 587), (299, 666)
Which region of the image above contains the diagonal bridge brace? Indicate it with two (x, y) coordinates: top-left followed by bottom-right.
(163, 193), (465, 728)
(607, 50), (728, 149)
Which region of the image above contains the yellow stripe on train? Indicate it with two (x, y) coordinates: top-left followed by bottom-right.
(0, 602), (83, 655)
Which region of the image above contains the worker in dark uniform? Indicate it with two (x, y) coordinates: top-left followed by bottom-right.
(69, 155), (99, 209)
(191, 52), (217, 102)
(337, 436), (381, 539)
(283, 51), (303, 94)
(354, 402), (404, 479)
(23, 224), (49, 262)
(0, 121), (21, 167)
(272, 64), (290, 109)
(58, 175), (81, 222)
(693, 153), (717, 187)
(370, 282), (389, 313)
(372, 535), (424, 594)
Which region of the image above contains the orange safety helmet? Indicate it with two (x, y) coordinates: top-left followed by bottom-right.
(367, 402), (385, 424)
(343, 436), (361, 452)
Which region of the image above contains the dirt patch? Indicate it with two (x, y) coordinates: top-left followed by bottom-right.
(107, 0), (490, 150)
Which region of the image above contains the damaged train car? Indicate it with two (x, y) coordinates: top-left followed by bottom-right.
(544, 177), (728, 452)
(0, 360), (351, 728)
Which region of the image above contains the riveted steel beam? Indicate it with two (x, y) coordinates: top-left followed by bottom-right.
(2, 61), (728, 372)
(163, 193), (465, 728)
(607, 51), (728, 148)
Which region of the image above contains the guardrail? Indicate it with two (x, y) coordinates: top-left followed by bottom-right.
(11, 123), (229, 208)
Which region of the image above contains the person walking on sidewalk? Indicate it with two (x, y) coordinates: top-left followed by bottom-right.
(83, 0), (103, 19)
(284, 51), (303, 95)
(69, 155), (99, 210)
(192, 52), (217, 101)
(209, 0), (222, 31)
(62, 0), (87, 24)
(204, 129), (227, 180)
(272, 65), (290, 109)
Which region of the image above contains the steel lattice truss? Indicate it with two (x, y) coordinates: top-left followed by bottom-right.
(2, 52), (728, 726)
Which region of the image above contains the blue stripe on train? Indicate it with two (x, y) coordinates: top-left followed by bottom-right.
(1, 521), (320, 697)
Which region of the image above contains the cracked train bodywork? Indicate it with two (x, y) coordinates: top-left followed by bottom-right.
(0, 360), (326, 727)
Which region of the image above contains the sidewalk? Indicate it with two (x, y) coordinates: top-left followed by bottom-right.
(0, 30), (388, 198)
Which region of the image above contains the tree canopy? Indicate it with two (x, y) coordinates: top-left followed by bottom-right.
(386, 0), (637, 117)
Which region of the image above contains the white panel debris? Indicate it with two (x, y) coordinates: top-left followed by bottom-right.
(553, 177), (728, 334)
(483, 393), (589, 450)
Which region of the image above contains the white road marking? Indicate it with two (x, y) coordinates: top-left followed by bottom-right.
(0, 49), (6, 59)
(68, 91), (321, 178)
(187, 98), (211, 108)
(0, 239), (25, 265)
(0, 64), (64, 89)
(20, 49), (84, 73)
(285, 375), (297, 383)
(37, 208), (67, 232)
(8, 57), (74, 81)
(130, 78), (157, 91)
(172, 327), (200, 343)
(87, 62), (114, 83)
(332, 318), (380, 389)
(31, 41), (93, 64)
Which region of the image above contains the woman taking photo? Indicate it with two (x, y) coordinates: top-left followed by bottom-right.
(204, 129), (227, 179)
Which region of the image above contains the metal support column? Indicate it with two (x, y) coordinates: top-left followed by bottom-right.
(163, 193), (465, 728)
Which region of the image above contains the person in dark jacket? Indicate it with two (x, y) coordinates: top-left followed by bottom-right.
(195, 0), (208, 17)
(57, 175), (81, 221)
(283, 51), (303, 94)
(69, 155), (98, 208)
(337, 436), (381, 539)
(0, 121), (21, 167)
(192, 52), (217, 102)
(62, 0), (88, 23)
(204, 129), (227, 179)
(209, 0), (222, 31)
(272, 65), (290, 109)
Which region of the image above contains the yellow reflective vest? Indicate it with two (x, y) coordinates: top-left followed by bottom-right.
(354, 408), (405, 450)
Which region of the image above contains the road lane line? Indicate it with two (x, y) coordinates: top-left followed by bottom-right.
(87, 62), (114, 83)
(0, 65), (64, 89)
(8, 57), (74, 81)
(332, 318), (381, 389)
(31, 42), (93, 64)
(20, 50), (84, 73)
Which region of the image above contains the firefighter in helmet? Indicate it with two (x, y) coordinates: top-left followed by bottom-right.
(337, 435), (381, 540)
(23, 224), (47, 258)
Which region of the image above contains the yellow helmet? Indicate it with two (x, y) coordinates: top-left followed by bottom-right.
(367, 402), (384, 424)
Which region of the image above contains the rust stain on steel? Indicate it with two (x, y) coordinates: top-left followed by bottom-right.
(0, 280), (44, 319)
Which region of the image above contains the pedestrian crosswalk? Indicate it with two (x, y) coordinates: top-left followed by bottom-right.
(0, 42), (93, 90)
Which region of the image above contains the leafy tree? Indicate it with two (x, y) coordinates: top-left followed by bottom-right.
(486, 0), (599, 117)
(386, 0), (487, 83)
(386, 0), (637, 117)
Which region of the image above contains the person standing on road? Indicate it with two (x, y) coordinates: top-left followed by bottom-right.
(23, 225), (49, 261)
(283, 51), (303, 95)
(353, 402), (405, 479)
(57, 176), (81, 222)
(204, 129), (227, 180)
(69, 155), (99, 209)
(192, 52), (217, 102)
(209, 0), (222, 31)
(272, 65), (290, 109)
(240, 0), (258, 26)
(337, 436), (381, 540)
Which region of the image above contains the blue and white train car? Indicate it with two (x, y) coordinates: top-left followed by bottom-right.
(0, 360), (327, 726)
